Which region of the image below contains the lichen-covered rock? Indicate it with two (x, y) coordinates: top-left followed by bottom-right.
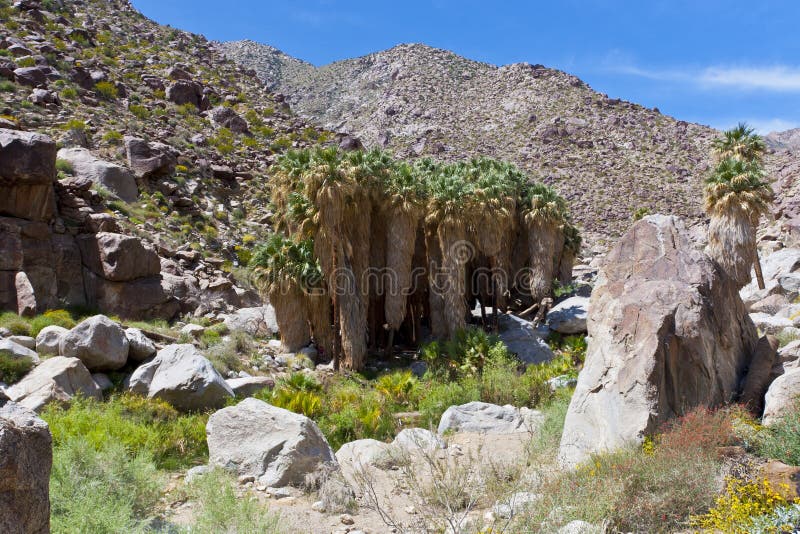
(207, 398), (336, 487)
(559, 216), (759, 466)
(0, 399), (52, 534)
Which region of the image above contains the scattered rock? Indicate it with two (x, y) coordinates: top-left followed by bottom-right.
(222, 306), (278, 337)
(392, 428), (445, 451)
(225, 376), (274, 397)
(336, 438), (391, 468)
(496, 313), (554, 365)
(124, 136), (177, 179)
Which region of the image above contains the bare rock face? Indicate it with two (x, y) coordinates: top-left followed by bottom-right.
(0, 399), (52, 534)
(207, 398), (336, 487)
(0, 128), (57, 222)
(77, 232), (160, 282)
(558, 215), (760, 467)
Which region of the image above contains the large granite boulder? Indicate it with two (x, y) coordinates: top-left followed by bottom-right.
(77, 232), (160, 282)
(6, 356), (102, 412)
(127, 344), (233, 411)
(57, 147), (138, 202)
(124, 136), (176, 179)
(0, 399), (52, 534)
(0, 128), (57, 221)
(206, 398), (336, 487)
(34, 325), (69, 356)
(559, 215), (760, 467)
(60, 315), (129, 371)
(496, 313), (554, 365)
(438, 401), (544, 434)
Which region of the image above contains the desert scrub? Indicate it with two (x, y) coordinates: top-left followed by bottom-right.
(0, 348), (35, 383)
(50, 437), (163, 534)
(41, 394), (209, 470)
(755, 399), (800, 465)
(94, 80), (118, 100)
(0, 311), (33, 335)
(29, 309), (77, 336)
(185, 468), (283, 533)
(690, 478), (800, 533)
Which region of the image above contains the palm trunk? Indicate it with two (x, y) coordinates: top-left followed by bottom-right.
(754, 247), (766, 290)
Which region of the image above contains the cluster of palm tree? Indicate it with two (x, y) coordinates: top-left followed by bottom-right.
(705, 123), (774, 289)
(251, 147), (579, 371)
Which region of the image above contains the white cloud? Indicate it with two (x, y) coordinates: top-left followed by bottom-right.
(605, 59), (800, 92)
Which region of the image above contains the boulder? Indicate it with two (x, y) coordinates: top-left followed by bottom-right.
(13, 66), (48, 87)
(127, 344), (233, 411)
(57, 147), (138, 202)
(222, 305), (278, 337)
(496, 313), (554, 365)
(392, 428), (445, 451)
(124, 327), (156, 362)
(763, 368), (800, 426)
(210, 106), (249, 134)
(82, 271), (179, 321)
(336, 439), (391, 469)
(91, 372), (114, 391)
(741, 248), (800, 307)
(438, 401), (544, 434)
(558, 216), (759, 467)
(77, 232), (160, 283)
(6, 335), (34, 350)
(60, 315), (129, 371)
(165, 80), (208, 110)
(124, 136), (176, 179)
(14, 271), (36, 316)
(546, 296), (589, 334)
(6, 356), (101, 412)
(206, 398), (336, 487)
(225, 376), (274, 397)
(739, 335), (779, 414)
(0, 399), (52, 534)
(749, 312), (794, 335)
(750, 294), (790, 315)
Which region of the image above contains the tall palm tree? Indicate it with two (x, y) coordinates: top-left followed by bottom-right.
(705, 157), (773, 288)
(708, 123), (772, 289)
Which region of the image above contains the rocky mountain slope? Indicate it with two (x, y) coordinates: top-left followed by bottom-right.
(0, 0), (332, 319)
(766, 128), (800, 151)
(221, 40), (721, 241)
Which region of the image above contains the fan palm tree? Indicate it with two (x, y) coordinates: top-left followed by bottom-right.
(712, 122), (767, 164)
(705, 157), (773, 288)
(708, 123), (772, 289)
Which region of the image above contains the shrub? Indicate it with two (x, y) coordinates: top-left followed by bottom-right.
(0, 311), (31, 335)
(690, 478), (800, 533)
(29, 309), (77, 337)
(418, 378), (480, 429)
(60, 86), (78, 99)
(0, 351), (34, 383)
(0, 80), (15, 92)
(186, 468), (282, 533)
(50, 437), (163, 534)
(15, 56), (36, 67)
(755, 400), (800, 465)
(101, 130), (123, 145)
(128, 103), (149, 119)
(55, 158), (75, 176)
(94, 81), (118, 100)
(61, 118), (86, 132)
(41, 394), (208, 470)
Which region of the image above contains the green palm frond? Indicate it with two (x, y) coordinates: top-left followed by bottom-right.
(704, 157), (773, 219)
(711, 122), (766, 164)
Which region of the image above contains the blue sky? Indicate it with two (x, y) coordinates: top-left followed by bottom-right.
(131, 0), (800, 133)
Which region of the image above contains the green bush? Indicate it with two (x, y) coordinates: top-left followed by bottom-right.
(128, 103), (149, 119)
(94, 81), (118, 100)
(60, 86), (78, 99)
(29, 309), (76, 337)
(756, 400), (800, 465)
(41, 394), (209, 470)
(0, 311), (31, 336)
(0, 351), (34, 383)
(101, 130), (123, 145)
(186, 468), (283, 533)
(50, 437), (162, 534)
(0, 80), (16, 92)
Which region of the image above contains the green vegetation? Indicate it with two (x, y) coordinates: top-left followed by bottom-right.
(0, 349), (35, 383)
(755, 400), (800, 465)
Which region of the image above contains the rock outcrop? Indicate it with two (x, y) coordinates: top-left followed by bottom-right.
(0, 399), (52, 534)
(206, 398), (336, 487)
(558, 215), (762, 467)
(57, 147), (138, 202)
